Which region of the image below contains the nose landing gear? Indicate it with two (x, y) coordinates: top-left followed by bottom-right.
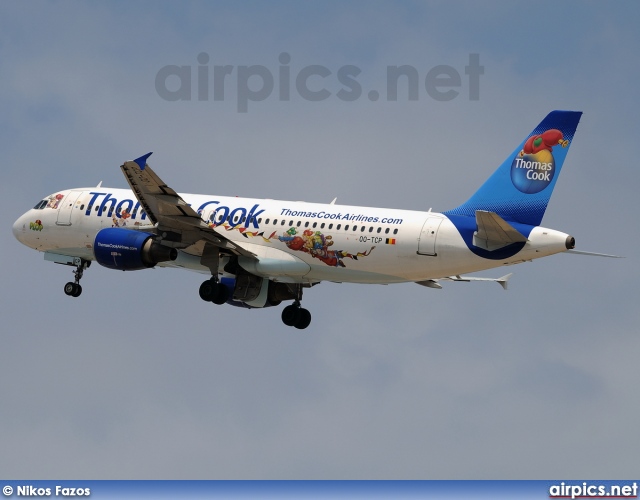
(63, 259), (90, 297)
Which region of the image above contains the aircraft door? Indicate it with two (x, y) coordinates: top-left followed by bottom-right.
(417, 217), (442, 256)
(56, 191), (83, 226)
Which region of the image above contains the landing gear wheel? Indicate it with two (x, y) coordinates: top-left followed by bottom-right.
(199, 279), (218, 302)
(281, 304), (301, 326)
(199, 279), (229, 305)
(294, 308), (311, 330)
(63, 259), (89, 298)
(282, 304), (312, 329)
(64, 282), (82, 297)
(212, 283), (229, 305)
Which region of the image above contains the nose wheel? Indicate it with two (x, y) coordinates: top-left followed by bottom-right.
(63, 259), (90, 297)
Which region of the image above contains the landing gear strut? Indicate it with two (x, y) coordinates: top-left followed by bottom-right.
(199, 277), (229, 305)
(281, 285), (311, 330)
(63, 259), (90, 298)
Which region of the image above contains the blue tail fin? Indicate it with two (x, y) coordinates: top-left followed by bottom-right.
(443, 110), (582, 226)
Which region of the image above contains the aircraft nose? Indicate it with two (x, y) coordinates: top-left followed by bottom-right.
(12, 214), (28, 243)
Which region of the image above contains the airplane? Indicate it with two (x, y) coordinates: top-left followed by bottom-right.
(12, 110), (617, 329)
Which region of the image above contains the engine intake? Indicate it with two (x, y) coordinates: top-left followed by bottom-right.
(94, 228), (177, 271)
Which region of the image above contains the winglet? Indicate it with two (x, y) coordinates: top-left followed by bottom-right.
(133, 152), (153, 170)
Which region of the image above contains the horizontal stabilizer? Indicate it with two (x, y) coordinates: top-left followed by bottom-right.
(417, 273), (513, 290)
(473, 210), (528, 251)
(564, 249), (624, 258)
(442, 273), (513, 290)
(415, 279), (443, 289)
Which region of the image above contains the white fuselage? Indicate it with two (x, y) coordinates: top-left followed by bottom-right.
(13, 187), (571, 285)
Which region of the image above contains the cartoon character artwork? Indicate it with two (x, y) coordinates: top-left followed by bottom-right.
(112, 209), (132, 227)
(46, 194), (65, 209)
(511, 128), (570, 195)
(199, 212), (375, 268)
(520, 129), (569, 156)
(205, 218), (266, 239)
(29, 219), (43, 231)
(268, 227), (375, 268)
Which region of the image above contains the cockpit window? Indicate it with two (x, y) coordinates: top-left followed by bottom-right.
(33, 200), (48, 210)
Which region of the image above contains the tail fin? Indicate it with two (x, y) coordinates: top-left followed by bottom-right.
(444, 110), (582, 226)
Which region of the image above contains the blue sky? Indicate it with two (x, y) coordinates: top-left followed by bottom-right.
(1, 1), (639, 479)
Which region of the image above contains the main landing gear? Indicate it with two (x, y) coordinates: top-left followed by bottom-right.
(281, 302), (312, 330)
(199, 277), (230, 305)
(281, 284), (311, 330)
(63, 259), (90, 298)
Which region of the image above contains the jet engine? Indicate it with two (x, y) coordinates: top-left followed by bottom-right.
(93, 228), (177, 271)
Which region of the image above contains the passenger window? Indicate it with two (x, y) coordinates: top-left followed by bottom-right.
(377, 227), (381, 233)
(385, 228), (390, 234)
(361, 226), (366, 232)
(393, 228), (398, 234)
(265, 218), (270, 224)
(345, 225), (350, 231)
(313, 222), (317, 228)
(369, 226), (373, 233)
(328, 224), (333, 229)
(296, 221), (302, 227)
(289, 220), (293, 226)
(320, 223), (325, 229)
(281, 220), (285, 225)
(337, 224), (341, 230)
(305, 221), (309, 228)
(273, 219), (277, 225)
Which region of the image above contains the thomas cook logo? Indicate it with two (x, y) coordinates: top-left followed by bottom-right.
(511, 129), (569, 194)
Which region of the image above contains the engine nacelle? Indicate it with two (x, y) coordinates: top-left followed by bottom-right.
(94, 228), (177, 271)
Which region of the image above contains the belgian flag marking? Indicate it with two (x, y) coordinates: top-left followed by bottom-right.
(385, 238), (396, 245)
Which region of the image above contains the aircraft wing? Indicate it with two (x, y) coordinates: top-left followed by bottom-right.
(120, 152), (256, 258)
